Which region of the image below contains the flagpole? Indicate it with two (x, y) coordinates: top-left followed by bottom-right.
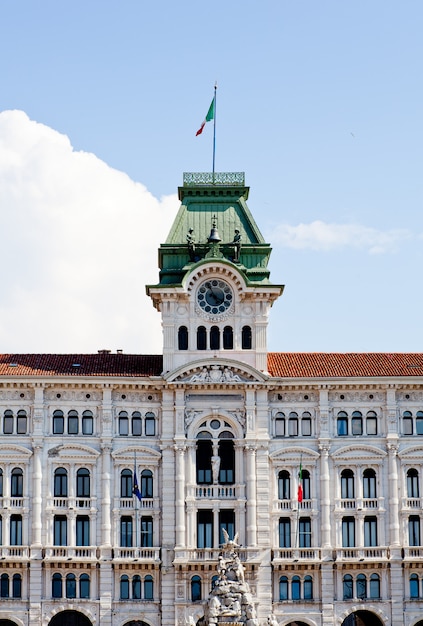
(212, 82), (217, 179)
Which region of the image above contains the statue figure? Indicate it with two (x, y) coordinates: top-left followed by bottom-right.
(187, 228), (196, 260)
(267, 614), (279, 626)
(212, 455), (221, 484)
(221, 528), (240, 552)
(232, 229), (242, 262)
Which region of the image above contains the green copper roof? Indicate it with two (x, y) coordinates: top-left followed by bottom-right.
(149, 173), (280, 288)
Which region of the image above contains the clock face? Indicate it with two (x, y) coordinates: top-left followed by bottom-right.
(197, 279), (233, 316)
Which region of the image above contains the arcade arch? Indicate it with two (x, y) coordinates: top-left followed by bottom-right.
(340, 610), (384, 626)
(48, 611), (93, 626)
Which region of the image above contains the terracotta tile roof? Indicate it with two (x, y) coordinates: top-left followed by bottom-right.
(267, 353), (423, 378)
(0, 354), (163, 378)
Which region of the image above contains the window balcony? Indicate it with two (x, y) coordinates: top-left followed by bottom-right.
(0, 545), (29, 560)
(187, 484), (245, 500)
(0, 497), (26, 509)
(276, 498), (314, 511)
(335, 547), (389, 561)
(48, 497), (97, 510)
(116, 497), (155, 510)
(113, 547), (161, 561)
(44, 546), (98, 561)
(403, 547), (423, 559)
(272, 548), (321, 562)
(174, 547), (260, 563)
(402, 497), (423, 510)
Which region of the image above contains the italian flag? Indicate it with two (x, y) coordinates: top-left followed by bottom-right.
(298, 461), (303, 503)
(196, 98), (215, 136)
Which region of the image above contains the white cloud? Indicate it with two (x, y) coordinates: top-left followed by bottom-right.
(0, 110), (178, 354)
(270, 220), (411, 254)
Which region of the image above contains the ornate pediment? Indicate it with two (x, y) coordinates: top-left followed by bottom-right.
(332, 444), (386, 462)
(166, 360), (267, 384)
(270, 446), (319, 462)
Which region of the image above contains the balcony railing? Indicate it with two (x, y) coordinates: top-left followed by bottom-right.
(183, 172), (245, 186)
(113, 547), (160, 561)
(336, 547), (389, 560)
(44, 546), (97, 560)
(404, 547), (423, 559)
(402, 497), (423, 510)
(277, 498), (314, 511)
(0, 497), (26, 509)
(0, 546), (29, 559)
(48, 497), (97, 510)
(117, 497), (155, 510)
(195, 485), (238, 499)
(273, 548), (321, 561)
(174, 547), (260, 563)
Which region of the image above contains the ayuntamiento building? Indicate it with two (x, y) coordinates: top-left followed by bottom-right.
(0, 172), (423, 626)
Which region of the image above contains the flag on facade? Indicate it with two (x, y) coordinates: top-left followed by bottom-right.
(196, 98), (215, 136)
(297, 461), (303, 503)
(133, 469), (142, 501)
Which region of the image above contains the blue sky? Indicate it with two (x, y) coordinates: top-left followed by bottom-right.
(0, 1), (422, 354)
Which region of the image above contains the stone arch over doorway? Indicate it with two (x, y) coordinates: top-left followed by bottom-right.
(340, 611), (384, 626)
(48, 611), (93, 626)
(412, 622), (423, 626)
(0, 620), (20, 626)
(122, 621), (151, 626)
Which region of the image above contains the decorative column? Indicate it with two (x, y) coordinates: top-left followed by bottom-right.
(319, 442), (331, 550)
(387, 442), (400, 548)
(245, 445), (257, 547)
(31, 443), (43, 557)
(100, 442), (112, 557)
(175, 444), (186, 548)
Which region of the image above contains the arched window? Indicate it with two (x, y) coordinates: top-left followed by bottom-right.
(54, 468), (68, 497)
(279, 576), (288, 600)
(407, 469), (420, 498)
(68, 410), (79, 435)
(366, 411), (377, 435)
(304, 575), (313, 600)
(178, 326), (189, 350)
(356, 573), (367, 599)
(80, 573), (90, 599)
(53, 410), (64, 434)
(191, 575), (202, 601)
(369, 573), (380, 599)
(120, 516), (133, 547)
(76, 468), (90, 498)
(218, 439), (235, 484)
(337, 411), (348, 436)
(410, 573), (420, 598)
(0, 468), (3, 496)
(210, 326), (220, 350)
(223, 326), (233, 350)
(3, 410), (13, 434)
(132, 411), (142, 436)
(141, 470), (153, 498)
(279, 518), (291, 548)
(302, 470), (311, 500)
(343, 574), (353, 600)
(242, 325), (252, 350)
(301, 412), (312, 436)
(66, 573), (76, 598)
(17, 410), (27, 434)
(351, 411), (363, 435)
(11, 468), (23, 497)
(82, 410), (93, 435)
(196, 439), (212, 484)
(119, 411), (129, 436)
(363, 469), (377, 499)
(417, 411), (423, 435)
(121, 469), (133, 498)
(275, 412), (285, 437)
(52, 573), (62, 598)
(144, 574), (154, 600)
(197, 326), (207, 350)
(291, 575), (301, 600)
(278, 470), (290, 500)
(0, 573), (8, 598)
(12, 573), (21, 598)
(120, 575), (130, 600)
(132, 575), (141, 600)
(145, 412), (156, 436)
(288, 412), (298, 436)
(403, 411), (413, 435)
(341, 469), (355, 499)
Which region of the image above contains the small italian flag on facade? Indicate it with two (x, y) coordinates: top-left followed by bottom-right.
(196, 98), (215, 136)
(298, 461), (303, 503)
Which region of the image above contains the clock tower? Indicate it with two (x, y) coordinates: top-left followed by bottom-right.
(146, 172), (284, 374)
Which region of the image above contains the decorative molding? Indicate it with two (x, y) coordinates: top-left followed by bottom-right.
(178, 365), (251, 384)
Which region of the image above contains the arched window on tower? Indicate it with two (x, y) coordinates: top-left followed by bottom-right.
(363, 469), (377, 499)
(407, 469), (420, 498)
(242, 325), (252, 349)
(218, 435), (235, 485)
(178, 326), (188, 350)
(141, 469), (153, 498)
(278, 470), (290, 500)
(341, 469), (355, 499)
(210, 326), (220, 350)
(196, 436), (212, 484)
(223, 326), (233, 349)
(121, 469), (133, 498)
(352, 411), (363, 435)
(197, 326), (207, 350)
(54, 468), (68, 498)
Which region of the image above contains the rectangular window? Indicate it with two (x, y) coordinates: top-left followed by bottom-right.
(76, 516), (90, 546)
(279, 518), (291, 548)
(140, 516), (153, 547)
(10, 515), (22, 546)
(366, 417), (377, 435)
(299, 518), (312, 548)
(301, 418), (312, 436)
(342, 517), (355, 547)
(364, 517), (378, 546)
(275, 417), (285, 437)
(17, 414), (27, 434)
(120, 516), (133, 547)
(409, 516), (421, 547)
(3, 413), (13, 434)
(219, 510), (235, 546)
(197, 511), (213, 548)
(54, 515), (67, 546)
